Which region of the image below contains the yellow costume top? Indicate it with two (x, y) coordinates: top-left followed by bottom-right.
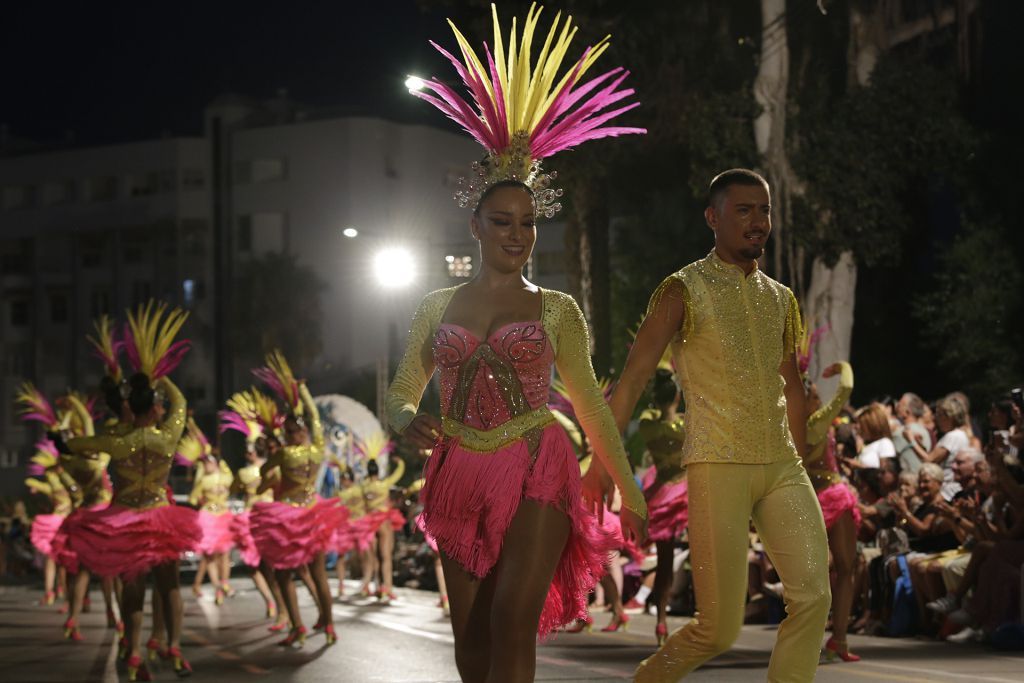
(25, 470), (74, 516)
(59, 395), (112, 508)
(804, 361), (854, 489)
(637, 408), (686, 484)
(261, 384), (324, 508)
(362, 459), (406, 513)
(235, 464), (274, 509)
(386, 286), (645, 516)
(649, 251), (802, 465)
(189, 461), (234, 513)
(337, 481), (367, 519)
(66, 378), (186, 509)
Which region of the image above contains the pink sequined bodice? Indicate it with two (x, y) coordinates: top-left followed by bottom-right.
(434, 322), (553, 430)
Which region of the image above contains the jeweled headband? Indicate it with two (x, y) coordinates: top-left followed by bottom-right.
(412, 3), (646, 217)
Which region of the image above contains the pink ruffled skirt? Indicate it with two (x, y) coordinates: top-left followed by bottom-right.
(62, 504), (200, 580)
(363, 507), (405, 535)
(331, 513), (377, 555)
(641, 467), (689, 543)
(230, 512), (261, 567)
(250, 498), (349, 570)
(415, 513), (438, 553)
(816, 482), (861, 530)
(52, 503), (110, 571)
(30, 513), (66, 557)
(196, 510), (235, 555)
(420, 422), (616, 638)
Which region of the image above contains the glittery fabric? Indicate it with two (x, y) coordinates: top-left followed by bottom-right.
(386, 285), (645, 516)
(236, 464), (274, 510)
(637, 410), (689, 542)
(189, 466), (234, 513)
(274, 384), (327, 508)
(61, 453), (112, 508)
(332, 483), (375, 553)
(634, 459), (830, 683)
(66, 378), (187, 510)
(648, 251), (803, 466)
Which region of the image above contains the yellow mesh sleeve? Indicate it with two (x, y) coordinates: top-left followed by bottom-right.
(646, 273), (691, 341)
(806, 361), (854, 448)
(25, 479), (52, 497)
(66, 395), (95, 437)
(549, 292), (647, 519)
(158, 378), (187, 447)
(783, 288), (802, 360)
(67, 433), (125, 457)
(299, 384), (323, 449)
(384, 458), (406, 487)
(385, 288), (458, 434)
(188, 471), (204, 506)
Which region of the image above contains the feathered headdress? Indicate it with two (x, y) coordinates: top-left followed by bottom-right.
(353, 431), (395, 463)
(413, 3), (645, 216)
(61, 392), (101, 438)
(219, 389), (268, 445)
(797, 322), (831, 379)
(26, 440), (59, 477)
(123, 301), (191, 381)
(87, 315), (124, 381)
(175, 417), (213, 466)
(15, 383), (65, 431)
(252, 350), (301, 416)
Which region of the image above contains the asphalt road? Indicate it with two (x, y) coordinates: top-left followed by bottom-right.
(1, 579), (1021, 682)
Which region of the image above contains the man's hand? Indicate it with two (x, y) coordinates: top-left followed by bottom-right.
(405, 414), (442, 450)
(620, 506), (648, 545)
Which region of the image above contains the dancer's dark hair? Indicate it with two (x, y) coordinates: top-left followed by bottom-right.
(100, 375), (123, 415)
(367, 459), (380, 477)
(652, 368), (679, 407)
(127, 373), (155, 416)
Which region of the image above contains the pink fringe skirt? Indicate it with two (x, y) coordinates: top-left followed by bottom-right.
(250, 497), (348, 570)
(196, 510), (235, 555)
(230, 512), (261, 567)
(817, 482), (861, 530)
(415, 513), (438, 553)
(641, 467), (689, 543)
(62, 504), (200, 580)
(598, 509), (646, 563)
(30, 513), (66, 557)
(331, 513), (377, 555)
(420, 422), (616, 638)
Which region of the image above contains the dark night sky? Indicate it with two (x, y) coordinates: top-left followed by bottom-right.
(2, 1), (459, 146)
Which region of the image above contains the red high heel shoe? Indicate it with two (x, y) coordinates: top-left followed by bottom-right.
(166, 646), (192, 677)
(221, 583), (236, 598)
(118, 636), (130, 660)
(126, 654), (153, 682)
(268, 619), (290, 633)
(41, 590), (56, 606)
(656, 622), (668, 646)
(324, 623), (338, 645)
(601, 613), (630, 633)
(63, 617), (84, 642)
(278, 625), (307, 648)
(56, 584), (66, 600)
(266, 601), (278, 619)
(379, 589), (396, 604)
(824, 637), (861, 662)
(145, 638), (168, 662)
(214, 588), (225, 605)
(565, 616), (593, 633)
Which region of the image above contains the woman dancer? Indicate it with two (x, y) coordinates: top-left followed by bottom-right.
(60, 301), (199, 680)
(637, 369), (689, 645)
(249, 351), (348, 647)
(335, 464), (376, 600)
(408, 478), (450, 614)
(359, 435), (406, 603)
(802, 355), (861, 662)
(388, 7), (647, 679)
(23, 439), (73, 612)
(221, 390), (284, 626)
(181, 420), (236, 605)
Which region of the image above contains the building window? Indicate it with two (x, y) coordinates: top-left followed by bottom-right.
(181, 219), (207, 256)
(89, 176), (118, 202)
(128, 172), (159, 197)
(446, 255), (474, 279)
(9, 300), (30, 327)
(123, 237), (149, 264)
(1, 239), (32, 275)
(42, 180), (76, 205)
(2, 185), (36, 210)
(237, 216), (252, 252)
(158, 170), (176, 192)
(90, 288), (111, 317)
(6, 343), (31, 375)
(181, 169), (205, 190)
(132, 281), (151, 306)
(235, 158), (286, 184)
(50, 294), (68, 324)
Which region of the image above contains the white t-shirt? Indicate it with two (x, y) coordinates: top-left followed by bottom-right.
(858, 437), (897, 468)
(937, 428), (969, 499)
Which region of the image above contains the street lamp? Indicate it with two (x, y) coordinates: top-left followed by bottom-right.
(373, 247), (416, 289)
(405, 75), (426, 92)
(342, 227), (359, 238)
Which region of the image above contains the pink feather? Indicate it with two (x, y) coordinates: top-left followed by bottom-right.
(218, 410), (252, 438)
(27, 463), (45, 477)
(152, 340), (191, 380)
(122, 324), (141, 373)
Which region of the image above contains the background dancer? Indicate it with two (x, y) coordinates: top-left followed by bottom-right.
(610, 169), (831, 682)
(359, 436), (405, 604)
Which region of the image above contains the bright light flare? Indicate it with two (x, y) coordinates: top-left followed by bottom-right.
(405, 75), (426, 92)
(342, 227), (359, 238)
(374, 247), (416, 289)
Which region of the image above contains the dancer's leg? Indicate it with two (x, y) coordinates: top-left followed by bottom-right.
(655, 541), (675, 627)
(297, 564), (320, 610)
(378, 524), (396, 594)
(219, 552), (232, 592)
(827, 511), (857, 651)
(122, 574), (147, 660)
(310, 553), (333, 627)
(486, 500), (570, 683)
(434, 553), (448, 603)
(335, 553), (347, 598)
(250, 566), (275, 611)
(192, 556), (207, 596)
(635, 463), (752, 682)
(43, 556), (56, 600)
(275, 569), (303, 630)
(150, 575), (166, 646)
(440, 551), (497, 683)
(152, 562), (184, 650)
(754, 460), (831, 683)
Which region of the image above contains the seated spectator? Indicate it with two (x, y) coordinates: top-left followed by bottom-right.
(888, 464), (959, 554)
(850, 403), (897, 469)
(905, 397), (968, 500)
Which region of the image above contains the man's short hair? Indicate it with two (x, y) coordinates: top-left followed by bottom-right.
(901, 392), (926, 419)
(957, 448), (984, 464)
(708, 168), (769, 208)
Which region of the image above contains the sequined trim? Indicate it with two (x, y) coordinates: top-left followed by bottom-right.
(806, 467), (841, 488)
(442, 408), (557, 453)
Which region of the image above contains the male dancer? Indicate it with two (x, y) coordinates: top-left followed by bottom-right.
(608, 169), (830, 682)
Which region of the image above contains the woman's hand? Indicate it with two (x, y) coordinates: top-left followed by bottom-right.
(821, 362), (842, 379)
(405, 414), (442, 450)
(581, 461), (614, 523)
(619, 506), (648, 545)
